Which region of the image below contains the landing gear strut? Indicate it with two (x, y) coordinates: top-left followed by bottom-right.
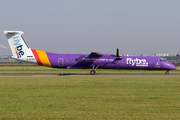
(165, 70), (169, 75)
(90, 65), (99, 75)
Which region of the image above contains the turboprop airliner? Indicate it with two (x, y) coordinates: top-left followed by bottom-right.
(4, 31), (177, 75)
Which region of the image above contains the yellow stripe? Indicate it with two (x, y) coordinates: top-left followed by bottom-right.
(36, 50), (52, 67)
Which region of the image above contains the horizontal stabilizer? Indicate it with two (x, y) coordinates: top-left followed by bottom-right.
(4, 31), (24, 35)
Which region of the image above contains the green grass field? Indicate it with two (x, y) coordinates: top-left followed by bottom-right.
(0, 66), (180, 119)
(0, 66), (180, 74)
(0, 77), (180, 119)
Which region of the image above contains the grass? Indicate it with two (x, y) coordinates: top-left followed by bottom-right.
(0, 62), (37, 66)
(0, 77), (180, 119)
(0, 66), (180, 74)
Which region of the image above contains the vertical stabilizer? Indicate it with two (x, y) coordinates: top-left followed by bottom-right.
(4, 31), (36, 63)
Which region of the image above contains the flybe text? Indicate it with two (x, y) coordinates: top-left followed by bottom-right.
(13, 36), (24, 58)
(126, 58), (148, 67)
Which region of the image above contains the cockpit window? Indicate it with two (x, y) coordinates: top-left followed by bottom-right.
(159, 59), (167, 62)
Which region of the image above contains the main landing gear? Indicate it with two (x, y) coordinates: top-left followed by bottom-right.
(165, 70), (169, 75)
(90, 65), (99, 75)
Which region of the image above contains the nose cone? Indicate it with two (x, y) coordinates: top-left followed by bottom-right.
(164, 63), (177, 70)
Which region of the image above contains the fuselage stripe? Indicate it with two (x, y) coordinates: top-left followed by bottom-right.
(31, 49), (43, 65)
(35, 50), (52, 67)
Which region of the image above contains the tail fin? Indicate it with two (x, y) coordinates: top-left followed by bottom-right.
(4, 31), (35, 62)
(4, 31), (52, 67)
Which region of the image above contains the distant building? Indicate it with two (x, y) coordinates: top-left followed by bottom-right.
(0, 55), (12, 61)
(154, 53), (178, 57)
(122, 54), (129, 56)
(154, 53), (180, 65)
(3, 55), (10, 59)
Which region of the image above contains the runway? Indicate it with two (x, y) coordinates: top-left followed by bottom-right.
(0, 74), (180, 77)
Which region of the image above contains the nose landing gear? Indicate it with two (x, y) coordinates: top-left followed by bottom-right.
(165, 70), (169, 75)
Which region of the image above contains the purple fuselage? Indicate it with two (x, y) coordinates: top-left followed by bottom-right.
(46, 52), (177, 70)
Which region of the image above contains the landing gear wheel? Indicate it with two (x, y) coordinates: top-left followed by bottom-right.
(90, 70), (96, 75)
(165, 70), (169, 75)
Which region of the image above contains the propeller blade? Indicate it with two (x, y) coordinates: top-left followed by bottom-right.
(116, 48), (122, 60)
(116, 48), (119, 57)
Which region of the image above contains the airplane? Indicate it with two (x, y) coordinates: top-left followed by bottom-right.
(4, 31), (177, 75)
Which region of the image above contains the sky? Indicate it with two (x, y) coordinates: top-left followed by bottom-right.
(0, 0), (180, 56)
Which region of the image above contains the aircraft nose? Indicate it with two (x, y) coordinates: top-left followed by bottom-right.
(171, 65), (177, 70)
(164, 63), (177, 70)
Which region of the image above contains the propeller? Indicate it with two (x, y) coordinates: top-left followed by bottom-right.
(116, 48), (122, 60)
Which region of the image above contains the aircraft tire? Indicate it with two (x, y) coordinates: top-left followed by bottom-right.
(90, 70), (96, 75)
(165, 70), (169, 75)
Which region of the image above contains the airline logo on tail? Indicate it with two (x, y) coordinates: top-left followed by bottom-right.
(13, 36), (24, 58)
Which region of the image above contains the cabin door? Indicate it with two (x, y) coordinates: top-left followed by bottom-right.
(58, 58), (64, 67)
